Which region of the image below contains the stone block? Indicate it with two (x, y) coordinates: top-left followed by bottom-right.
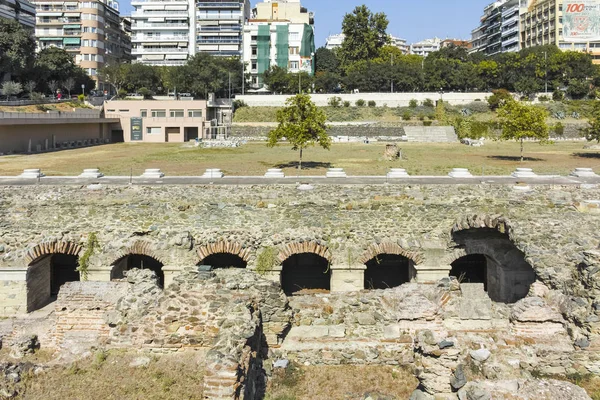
(448, 168), (473, 178)
(387, 168), (410, 178)
(328, 325), (346, 338)
(19, 169), (44, 179)
(264, 169), (285, 178)
(571, 168), (597, 177)
(331, 269), (363, 292)
(511, 168), (537, 178)
(201, 169), (224, 178)
(287, 326), (329, 339)
(459, 283), (491, 320)
(326, 168), (347, 178)
(384, 324), (400, 339)
(140, 169), (164, 179)
(79, 169), (104, 179)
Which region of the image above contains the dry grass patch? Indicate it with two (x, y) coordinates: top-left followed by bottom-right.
(12, 350), (205, 400)
(266, 363), (417, 400)
(0, 141), (598, 177)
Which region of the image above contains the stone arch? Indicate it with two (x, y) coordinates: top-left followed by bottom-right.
(279, 242), (332, 296)
(360, 243), (421, 290)
(110, 241), (166, 287)
(26, 240), (82, 312)
(278, 242), (332, 263)
(449, 219), (536, 303)
(197, 241), (251, 269)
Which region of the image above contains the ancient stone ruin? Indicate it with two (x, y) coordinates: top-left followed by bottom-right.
(0, 184), (598, 399)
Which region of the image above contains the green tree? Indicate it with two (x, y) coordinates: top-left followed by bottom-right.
(566, 78), (590, 99)
(34, 47), (77, 83)
(0, 19), (35, 80)
(339, 5), (389, 68)
(314, 71), (341, 93)
(315, 47), (339, 73)
(497, 100), (549, 162)
(582, 102), (600, 143)
(63, 77), (75, 98)
(0, 81), (22, 99)
(263, 66), (293, 94)
(99, 63), (129, 95)
(267, 94), (331, 170)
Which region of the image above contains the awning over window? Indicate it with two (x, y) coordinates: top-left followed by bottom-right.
(143, 55), (164, 60)
(63, 12), (79, 16)
(41, 12), (63, 16)
(166, 54), (187, 60)
(39, 37), (61, 41)
(63, 37), (81, 44)
(63, 24), (81, 28)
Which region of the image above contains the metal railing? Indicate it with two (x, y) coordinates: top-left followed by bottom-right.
(132, 47), (188, 53)
(131, 10), (188, 16)
(132, 22), (188, 28)
(132, 35), (188, 41)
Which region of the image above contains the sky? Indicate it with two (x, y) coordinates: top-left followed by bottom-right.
(120, 0), (491, 47)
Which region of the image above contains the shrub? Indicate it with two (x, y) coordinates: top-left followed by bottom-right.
(402, 111), (412, 121)
(427, 114), (435, 120)
(554, 122), (565, 136)
(77, 94), (85, 102)
(423, 98), (434, 108)
(31, 92), (44, 101)
(553, 89), (565, 101)
(117, 88), (127, 99)
(328, 96), (342, 107)
(367, 100), (376, 107)
(409, 99), (418, 108)
(355, 99), (366, 107)
(233, 99), (248, 110)
(487, 89), (512, 111)
(138, 87), (153, 99)
(538, 95), (550, 102)
(471, 120), (490, 138)
(343, 101), (350, 108)
(418, 114), (426, 121)
(423, 121), (433, 126)
(464, 101), (490, 113)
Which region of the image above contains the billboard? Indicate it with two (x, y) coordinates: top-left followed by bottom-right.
(563, 0), (600, 42)
(130, 117), (143, 141)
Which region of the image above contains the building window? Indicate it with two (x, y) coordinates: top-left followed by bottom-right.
(140, 109), (147, 117)
(147, 127), (161, 134)
(151, 109), (166, 118)
(188, 109), (202, 118)
(251, 62), (257, 70)
(170, 109), (184, 117)
(289, 46), (299, 55)
(119, 109), (129, 113)
(251, 46), (257, 55)
(289, 32), (299, 41)
(289, 61), (299, 69)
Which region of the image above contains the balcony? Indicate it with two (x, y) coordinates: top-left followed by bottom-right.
(132, 35), (188, 42)
(132, 22), (189, 29)
(197, 14), (241, 20)
(197, 25), (240, 32)
(197, 2), (241, 8)
(502, 25), (518, 37)
(196, 37), (240, 44)
(134, 59), (187, 66)
(132, 0), (186, 3)
(132, 47), (188, 54)
(131, 10), (188, 16)
(502, 35), (519, 46)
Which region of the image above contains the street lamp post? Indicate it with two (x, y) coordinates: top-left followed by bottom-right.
(81, 84), (85, 98)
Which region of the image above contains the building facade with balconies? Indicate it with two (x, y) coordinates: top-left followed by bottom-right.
(410, 37), (441, 57)
(196, 0), (250, 57)
(0, 0), (36, 29)
(242, 0), (315, 89)
(32, 0), (130, 90)
(470, 0), (525, 56)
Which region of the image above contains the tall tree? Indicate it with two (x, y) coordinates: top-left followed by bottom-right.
(338, 5), (389, 68)
(498, 100), (549, 162)
(0, 19), (35, 80)
(0, 81), (22, 99)
(315, 47), (339, 73)
(99, 63), (129, 95)
(582, 102), (600, 143)
(63, 77), (75, 98)
(267, 94), (330, 170)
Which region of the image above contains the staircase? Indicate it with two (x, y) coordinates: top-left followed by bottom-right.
(404, 126), (458, 143)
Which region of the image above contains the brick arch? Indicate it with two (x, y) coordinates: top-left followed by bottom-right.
(442, 248), (469, 265)
(110, 241), (166, 265)
(451, 214), (512, 236)
(359, 243), (423, 265)
(278, 242), (332, 263)
(26, 240), (82, 265)
(197, 240), (251, 263)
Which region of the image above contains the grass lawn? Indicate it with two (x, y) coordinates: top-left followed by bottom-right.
(0, 141), (598, 177)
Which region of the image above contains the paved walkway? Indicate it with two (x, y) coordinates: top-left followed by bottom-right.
(0, 175), (598, 186)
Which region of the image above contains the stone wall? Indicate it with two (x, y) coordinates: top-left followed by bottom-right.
(230, 124), (407, 140)
(26, 256), (51, 312)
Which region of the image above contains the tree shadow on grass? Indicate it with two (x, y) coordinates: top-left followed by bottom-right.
(274, 161), (332, 170)
(486, 155), (545, 162)
(573, 152), (600, 159)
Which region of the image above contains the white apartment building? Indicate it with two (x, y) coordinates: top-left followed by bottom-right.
(242, 0), (315, 88)
(0, 0), (36, 29)
(410, 37), (441, 57)
(130, 0), (192, 66)
(130, 0), (249, 66)
(324, 33), (408, 54)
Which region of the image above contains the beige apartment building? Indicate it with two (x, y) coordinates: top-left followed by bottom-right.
(520, 0), (600, 63)
(105, 100), (231, 143)
(32, 0), (130, 91)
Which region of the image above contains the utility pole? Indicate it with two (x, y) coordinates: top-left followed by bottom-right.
(544, 51), (548, 95)
(391, 53), (394, 93)
(228, 72), (231, 102)
(242, 60), (245, 95)
(299, 73), (301, 94)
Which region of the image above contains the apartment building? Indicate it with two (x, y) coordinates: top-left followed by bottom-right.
(119, 15), (131, 61)
(324, 33), (409, 54)
(470, 0), (523, 56)
(130, 0), (249, 66)
(520, 0), (600, 63)
(0, 0), (36, 29)
(441, 39), (473, 50)
(242, 0), (315, 88)
(410, 37), (441, 57)
(32, 0), (130, 90)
